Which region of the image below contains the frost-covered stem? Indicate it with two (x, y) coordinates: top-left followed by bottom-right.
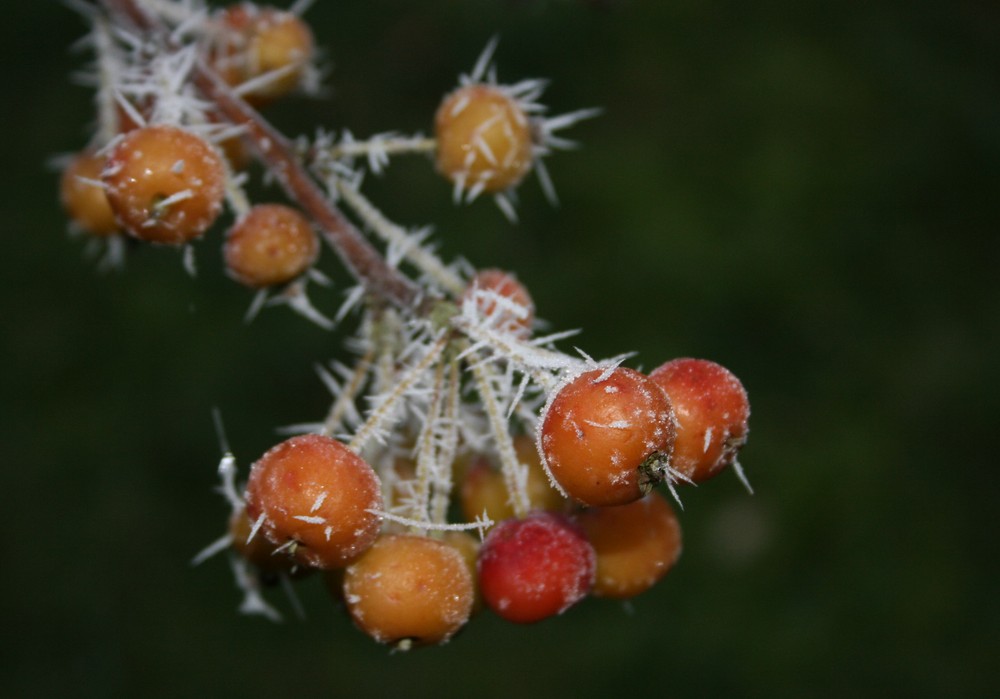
(335, 180), (466, 296)
(411, 359), (446, 527)
(430, 360), (461, 524)
(193, 68), (422, 310)
(465, 344), (530, 518)
(99, 0), (423, 311)
(348, 334), (449, 454)
(326, 135), (437, 161)
(92, 18), (120, 145)
(320, 347), (375, 438)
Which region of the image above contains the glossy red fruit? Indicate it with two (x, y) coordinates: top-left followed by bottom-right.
(540, 367), (676, 506)
(575, 492), (682, 599)
(477, 511), (595, 624)
(243, 434), (382, 569)
(648, 358), (749, 483)
(102, 125), (225, 245)
(343, 534), (474, 646)
(223, 203), (318, 287)
(462, 268), (535, 338)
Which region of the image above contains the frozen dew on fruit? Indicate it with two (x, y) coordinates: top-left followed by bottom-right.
(434, 40), (599, 220)
(102, 124), (225, 244)
(539, 366), (677, 507)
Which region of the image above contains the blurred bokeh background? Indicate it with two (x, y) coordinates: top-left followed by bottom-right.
(3, 1), (997, 696)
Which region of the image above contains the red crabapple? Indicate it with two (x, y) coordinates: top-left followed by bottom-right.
(223, 203), (319, 287)
(343, 534), (474, 646)
(243, 434), (382, 569)
(540, 367), (676, 507)
(575, 492), (682, 599)
(648, 358), (749, 483)
(60, 151), (118, 237)
(434, 84), (534, 194)
(477, 511), (595, 624)
(102, 125), (225, 245)
(462, 268), (535, 338)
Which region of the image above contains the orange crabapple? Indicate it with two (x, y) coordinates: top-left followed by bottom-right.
(59, 150), (119, 237)
(462, 268), (535, 338)
(477, 511), (595, 624)
(575, 492), (682, 599)
(243, 434), (382, 569)
(223, 203), (319, 287)
(102, 125), (226, 245)
(343, 533), (474, 647)
(210, 3), (315, 105)
(540, 367), (677, 507)
(434, 84), (534, 195)
(459, 437), (564, 525)
(648, 358), (750, 484)
(228, 505), (313, 581)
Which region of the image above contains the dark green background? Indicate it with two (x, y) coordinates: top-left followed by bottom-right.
(4, 1), (997, 696)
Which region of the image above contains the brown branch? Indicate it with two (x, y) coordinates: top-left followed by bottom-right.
(99, 0), (423, 311)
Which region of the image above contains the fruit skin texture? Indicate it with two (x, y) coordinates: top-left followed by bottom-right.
(343, 534), (474, 646)
(540, 367), (677, 507)
(223, 203), (318, 287)
(477, 511), (595, 624)
(243, 434), (382, 569)
(575, 492), (682, 599)
(462, 268), (535, 338)
(60, 151), (118, 237)
(434, 84), (533, 193)
(102, 125), (225, 245)
(648, 358), (749, 483)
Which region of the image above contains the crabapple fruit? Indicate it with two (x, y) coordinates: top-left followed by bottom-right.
(60, 150), (118, 237)
(477, 511), (595, 624)
(648, 358), (749, 483)
(462, 268), (535, 338)
(540, 367), (676, 506)
(575, 492), (682, 599)
(343, 534), (474, 646)
(434, 84), (533, 194)
(223, 203), (318, 287)
(211, 4), (314, 104)
(243, 434), (382, 569)
(102, 125), (225, 245)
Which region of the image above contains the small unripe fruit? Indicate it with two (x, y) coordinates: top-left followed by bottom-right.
(102, 125), (225, 245)
(435, 85), (533, 194)
(223, 203), (318, 287)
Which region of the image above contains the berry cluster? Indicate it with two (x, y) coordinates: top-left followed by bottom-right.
(62, 1), (751, 650)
